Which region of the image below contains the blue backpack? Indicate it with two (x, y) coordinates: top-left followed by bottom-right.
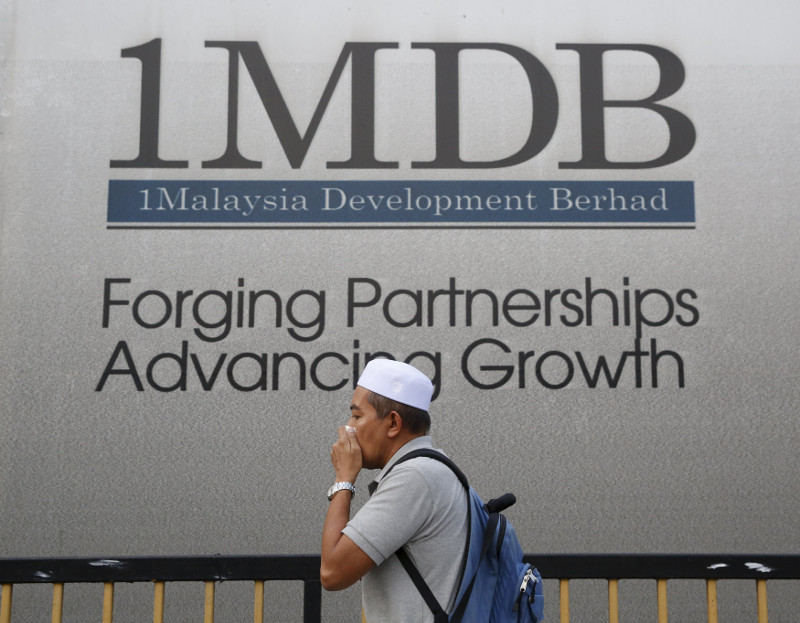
(387, 449), (544, 623)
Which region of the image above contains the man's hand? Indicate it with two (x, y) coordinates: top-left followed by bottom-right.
(321, 425), (375, 591)
(330, 425), (362, 484)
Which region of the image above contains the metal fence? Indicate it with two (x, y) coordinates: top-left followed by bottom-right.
(1, 554), (798, 623)
(527, 554), (799, 623)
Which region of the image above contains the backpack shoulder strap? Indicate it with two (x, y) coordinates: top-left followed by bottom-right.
(395, 514), (501, 623)
(395, 549), (450, 623)
(384, 448), (474, 623)
(383, 448), (470, 489)
(448, 512), (500, 623)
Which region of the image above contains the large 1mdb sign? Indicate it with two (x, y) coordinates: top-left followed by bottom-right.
(2, 2), (798, 621)
(111, 40), (696, 171)
(107, 39), (696, 226)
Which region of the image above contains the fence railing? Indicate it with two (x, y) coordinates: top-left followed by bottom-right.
(524, 554), (799, 623)
(1, 554), (798, 623)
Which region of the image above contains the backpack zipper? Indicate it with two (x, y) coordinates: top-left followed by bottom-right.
(514, 567), (536, 612)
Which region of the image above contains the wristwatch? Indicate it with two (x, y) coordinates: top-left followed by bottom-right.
(327, 481), (356, 501)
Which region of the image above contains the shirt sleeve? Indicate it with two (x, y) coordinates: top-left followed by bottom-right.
(342, 463), (435, 565)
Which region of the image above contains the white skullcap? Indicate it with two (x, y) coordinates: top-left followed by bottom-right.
(357, 359), (433, 411)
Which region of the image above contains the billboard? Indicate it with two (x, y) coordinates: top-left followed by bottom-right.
(2, 0), (798, 620)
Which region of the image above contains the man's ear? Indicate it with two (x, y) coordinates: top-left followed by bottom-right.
(386, 411), (403, 438)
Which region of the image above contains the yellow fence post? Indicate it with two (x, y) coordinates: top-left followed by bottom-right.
(559, 579), (570, 623)
(51, 583), (64, 623)
(657, 579), (668, 623)
(756, 579), (768, 623)
(204, 582), (215, 623)
(608, 579), (619, 623)
(153, 582), (165, 623)
(706, 579), (718, 623)
(102, 583), (115, 623)
(0, 584), (12, 623)
(253, 581), (264, 623)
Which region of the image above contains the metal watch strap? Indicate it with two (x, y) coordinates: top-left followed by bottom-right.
(327, 481), (355, 501)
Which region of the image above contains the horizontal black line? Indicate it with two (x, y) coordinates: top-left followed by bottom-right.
(1, 554), (798, 583)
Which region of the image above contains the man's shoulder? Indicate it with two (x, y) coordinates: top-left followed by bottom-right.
(382, 456), (466, 510)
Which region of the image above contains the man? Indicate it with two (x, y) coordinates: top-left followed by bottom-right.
(320, 359), (469, 623)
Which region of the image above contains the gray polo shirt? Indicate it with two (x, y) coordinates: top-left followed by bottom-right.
(343, 437), (469, 623)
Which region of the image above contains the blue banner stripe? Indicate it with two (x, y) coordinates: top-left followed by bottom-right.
(108, 180), (694, 224)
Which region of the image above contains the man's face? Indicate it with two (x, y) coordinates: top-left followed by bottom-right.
(347, 386), (390, 470)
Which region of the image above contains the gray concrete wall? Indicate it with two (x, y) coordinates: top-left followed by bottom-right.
(2, 1), (798, 620)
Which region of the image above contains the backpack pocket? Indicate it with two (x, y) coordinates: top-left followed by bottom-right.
(512, 563), (544, 623)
